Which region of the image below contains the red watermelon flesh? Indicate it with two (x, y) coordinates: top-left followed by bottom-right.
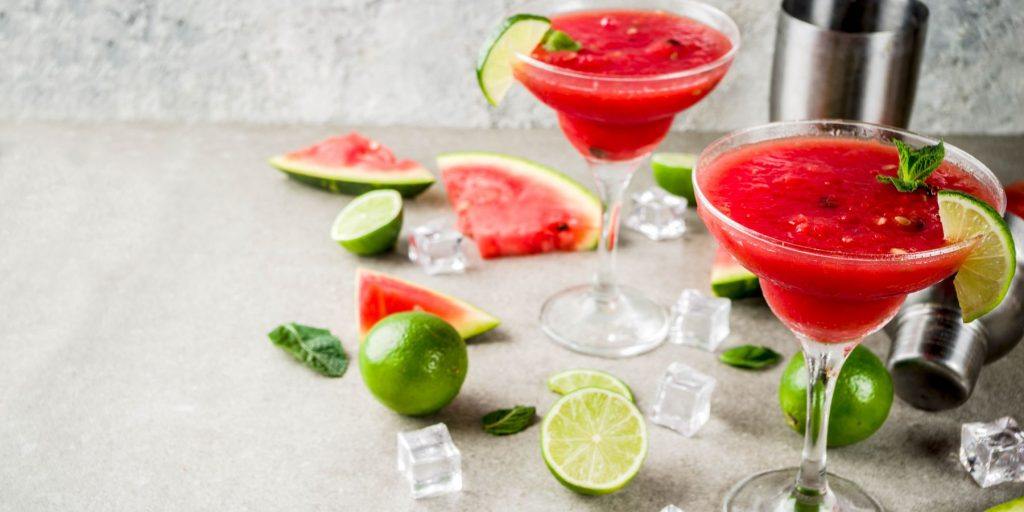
(438, 152), (602, 259)
(356, 268), (499, 340)
(1007, 181), (1024, 219)
(284, 132), (417, 170)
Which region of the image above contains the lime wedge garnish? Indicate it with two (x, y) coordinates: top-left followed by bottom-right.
(331, 189), (403, 256)
(477, 14), (551, 106)
(651, 152), (697, 203)
(546, 369), (634, 402)
(937, 190), (1016, 322)
(541, 388), (647, 495)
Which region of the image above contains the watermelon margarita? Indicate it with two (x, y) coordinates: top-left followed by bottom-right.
(697, 121), (1006, 512)
(515, 9), (736, 161)
(700, 136), (998, 342)
(501, 0), (739, 358)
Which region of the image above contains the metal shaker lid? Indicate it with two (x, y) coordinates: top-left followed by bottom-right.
(886, 291), (987, 411)
(886, 213), (1024, 411)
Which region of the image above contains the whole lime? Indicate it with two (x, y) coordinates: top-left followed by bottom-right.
(359, 312), (468, 416)
(779, 345), (893, 447)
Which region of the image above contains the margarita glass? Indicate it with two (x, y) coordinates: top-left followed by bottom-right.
(694, 120), (1006, 511)
(514, 0), (740, 357)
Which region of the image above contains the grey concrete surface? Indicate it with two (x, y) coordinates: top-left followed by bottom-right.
(1, 1), (1023, 134)
(1, 123), (1023, 512)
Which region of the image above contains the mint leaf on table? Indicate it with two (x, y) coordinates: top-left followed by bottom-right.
(541, 29), (581, 52)
(482, 405), (536, 436)
(719, 345), (782, 370)
(268, 323), (348, 377)
(876, 138), (945, 193)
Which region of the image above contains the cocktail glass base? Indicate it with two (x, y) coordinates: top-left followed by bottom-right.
(539, 284), (669, 358)
(723, 468), (883, 512)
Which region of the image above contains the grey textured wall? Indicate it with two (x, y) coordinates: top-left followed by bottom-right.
(1, 0), (1021, 133)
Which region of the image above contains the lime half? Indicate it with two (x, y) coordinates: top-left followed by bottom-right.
(546, 369), (634, 402)
(541, 388), (647, 495)
(651, 152), (697, 203)
(937, 190), (1016, 322)
(477, 14), (551, 106)
(331, 189), (403, 255)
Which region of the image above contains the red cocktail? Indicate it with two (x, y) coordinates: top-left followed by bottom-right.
(695, 121), (1006, 511)
(510, 1), (740, 357)
(701, 135), (997, 341)
(515, 9), (734, 160)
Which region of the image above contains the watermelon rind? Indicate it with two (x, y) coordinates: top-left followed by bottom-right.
(355, 268), (500, 340)
(436, 151), (602, 251)
(711, 250), (761, 299)
(269, 156), (436, 198)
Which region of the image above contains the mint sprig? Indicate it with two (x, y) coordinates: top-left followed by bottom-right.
(719, 345), (782, 370)
(482, 405), (536, 435)
(541, 29), (581, 52)
(876, 138), (945, 193)
(268, 323), (348, 377)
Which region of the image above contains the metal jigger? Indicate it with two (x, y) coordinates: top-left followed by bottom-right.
(885, 214), (1024, 411)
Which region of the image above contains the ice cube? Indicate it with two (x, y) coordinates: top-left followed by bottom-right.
(397, 423), (462, 498)
(651, 362), (716, 437)
(669, 289), (730, 351)
(660, 505), (685, 512)
(408, 219), (471, 275)
(959, 416), (1024, 488)
(626, 187), (687, 241)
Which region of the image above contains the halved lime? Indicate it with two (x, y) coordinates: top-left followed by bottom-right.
(331, 189), (403, 256)
(937, 190), (1016, 322)
(540, 388), (647, 495)
(546, 369), (634, 402)
(477, 14), (551, 106)
(651, 152), (697, 203)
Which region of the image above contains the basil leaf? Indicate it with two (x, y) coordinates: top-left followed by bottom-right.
(541, 29), (581, 52)
(268, 323), (348, 377)
(482, 405), (536, 436)
(719, 345), (782, 370)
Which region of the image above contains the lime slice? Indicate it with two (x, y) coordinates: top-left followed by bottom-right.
(937, 190), (1016, 322)
(987, 496), (1024, 512)
(651, 152), (697, 203)
(541, 388), (647, 495)
(477, 14), (551, 106)
(331, 189), (403, 256)
(546, 369), (634, 401)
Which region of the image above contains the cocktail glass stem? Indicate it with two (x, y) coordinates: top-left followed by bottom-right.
(793, 336), (857, 507)
(589, 157), (642, 303)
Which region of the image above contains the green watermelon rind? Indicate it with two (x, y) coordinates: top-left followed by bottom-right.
(269, 156), (436, 198)
(355, 268), (500, 340)
(436, 151), (603, 251)
(711, 263), (761, 299)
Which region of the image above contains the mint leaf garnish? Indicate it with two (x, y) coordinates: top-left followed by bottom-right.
(541, 29), (581, 52)
(482, 405), (536, 435)
(268, 323), (348, 377)
(876, 138), (945, 193)
(719, 345), (782, 370)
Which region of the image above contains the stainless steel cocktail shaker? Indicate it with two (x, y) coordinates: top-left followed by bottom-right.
(770, 0), (928, 127)
(885, 214), (1024, 411)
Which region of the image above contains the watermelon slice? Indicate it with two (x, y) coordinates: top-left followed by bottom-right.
(437, 152), (602, 258)
(269, 132), (435, 198)
(356, 268), (499, 340)
(711, 245), (761, 299)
